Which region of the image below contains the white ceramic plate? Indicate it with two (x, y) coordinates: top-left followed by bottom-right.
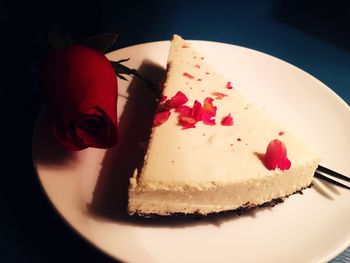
(32, 40), (350, 263)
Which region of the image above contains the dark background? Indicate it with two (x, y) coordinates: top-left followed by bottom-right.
(1, 0), (349, 262)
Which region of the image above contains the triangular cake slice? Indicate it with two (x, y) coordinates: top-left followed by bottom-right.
(128, 35), (320, 216)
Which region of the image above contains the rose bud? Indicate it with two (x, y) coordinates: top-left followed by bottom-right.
(42, 45), (118, 151)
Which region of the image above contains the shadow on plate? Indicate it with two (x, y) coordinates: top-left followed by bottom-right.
(312, 177), (341, 201)
(88, 59), (163, 221)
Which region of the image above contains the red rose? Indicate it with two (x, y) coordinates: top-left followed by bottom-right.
(43, 45), (118, 151)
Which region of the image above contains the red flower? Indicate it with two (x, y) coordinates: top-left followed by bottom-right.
(264, 139), (291, 170)
(42, 45), (118, 151)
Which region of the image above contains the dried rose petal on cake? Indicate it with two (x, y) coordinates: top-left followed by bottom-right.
(191, 100), (203, 122)
(211, 91), (228, 100)
(160, 95), (168, 103)
(183, 72), (194, 79)
(226, 81), (233, 89)
(154, 110), (171, 127)
(178, 100), (203, 129)
(178, 116), (197, 129)
(203, 97), (216, 113)
(221, 114), (233, 126)
(202, 97), (217, 125)
(264, 139), (291, 170)
(163, 91), (188, 109)
(175, 105), (191, 115)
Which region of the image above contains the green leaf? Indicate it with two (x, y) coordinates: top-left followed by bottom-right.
(110, 60), (160, 95)
(117, 74), (128, 81)
(82, 33), (119, 53)
(115, 58), (130, 63)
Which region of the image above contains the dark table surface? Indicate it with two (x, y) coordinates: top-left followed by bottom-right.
(1, 0), (349, 262)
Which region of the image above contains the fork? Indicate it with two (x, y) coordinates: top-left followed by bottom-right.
(315, 165), (350, 190)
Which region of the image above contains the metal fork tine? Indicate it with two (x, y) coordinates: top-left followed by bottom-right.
(315, 172), (350, 190)
(317, 165), (350, 183)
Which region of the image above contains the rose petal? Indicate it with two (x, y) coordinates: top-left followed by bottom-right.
(203, 97), (215, 112)
(221, 114), (233, 126)
(154, 110), (171, 127)
(76, 115), (104, 145)
(211, 92), (228, 100)
(177, 100), (203, 129)
(202, 114), (216, 125)
(226, 81), (233, 89)
(183, 72), (194, 79)
(164, 91), (189, 109)
(202, 97), (217, 125)
(191, 100), (203, 122)
(53, 106), (117, 151)
(178, 116), (197, 129)
(264, 139), (291, 170)
(175, 105), (191, 115)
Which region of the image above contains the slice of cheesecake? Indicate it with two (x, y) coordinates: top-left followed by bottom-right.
(128, 35), (320, 216)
